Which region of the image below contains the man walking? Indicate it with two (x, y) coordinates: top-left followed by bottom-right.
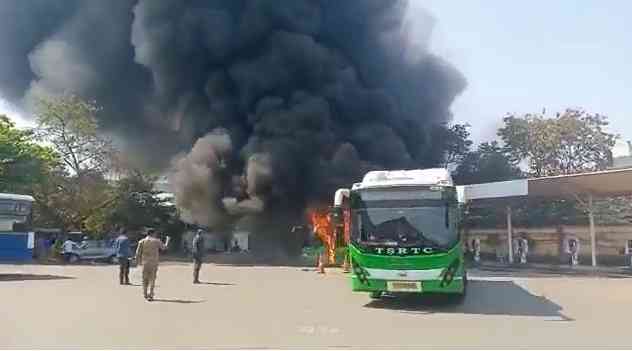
(62, 237), (76, 263)
(135, 229), (170, 301)
(192, 229), (205, 284)
(113, 228), (132, 285)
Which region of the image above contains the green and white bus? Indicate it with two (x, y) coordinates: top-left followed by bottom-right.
(331, 168), (466, 301)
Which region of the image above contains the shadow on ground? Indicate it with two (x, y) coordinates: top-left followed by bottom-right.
(197, 281), (235, 286)
(0, 273), (75, 282)
(25, 260), (121, 267)
(152, 298), (205, 304)
(364, 280), (572, 320)
(473, 265), (632, 279)
(163, 253), (313, 268)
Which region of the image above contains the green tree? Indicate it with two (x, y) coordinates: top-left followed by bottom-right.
(454, 141), (523, 228)
(442, 123), (473, 168)
(453, 141), (523, 185)
(107, 170), (184, 241)
(35, 94), (114, 176)
(498, 109), (617, 177)
(33, 95), (117, 233)
(33, 169), (116, 233)
(0, 114), (59, 193)
(593, 196), (632, 225)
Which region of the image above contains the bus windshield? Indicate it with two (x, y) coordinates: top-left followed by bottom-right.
(0, 200), (31, 216)
(350, 188), (459, 249)
(0, 199), (33, 231)
(352, 206), (458, 249)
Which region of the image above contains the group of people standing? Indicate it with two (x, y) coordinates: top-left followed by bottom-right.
(112, 228), (168, 300)
(112, 228), (205, 301)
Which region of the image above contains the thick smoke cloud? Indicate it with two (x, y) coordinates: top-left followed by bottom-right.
(170, 129), (232, 227)
(0, 0), (466, 247)
(0, 1), (79, 102)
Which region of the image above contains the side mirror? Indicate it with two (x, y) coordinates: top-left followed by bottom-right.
(329, 206), (344, 226)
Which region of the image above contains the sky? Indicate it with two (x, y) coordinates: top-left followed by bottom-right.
(0, 98), (31, 128)
(414, 0), (632, 156)
(1, 1), (631, 156)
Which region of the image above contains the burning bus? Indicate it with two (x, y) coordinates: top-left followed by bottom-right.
(330, 168), (466, 302)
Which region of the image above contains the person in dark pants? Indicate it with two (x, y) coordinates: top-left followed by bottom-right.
(192, 229), (205, 284)
(62, 238), (76, 263)
(113, 228), (132, 285)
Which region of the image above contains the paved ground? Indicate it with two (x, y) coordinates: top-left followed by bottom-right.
(2, 262), (632, 349)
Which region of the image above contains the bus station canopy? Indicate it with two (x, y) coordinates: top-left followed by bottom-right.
(456, 167), (632, 267)
(529, 168), (632, 198)
(457, 167), (632, 203)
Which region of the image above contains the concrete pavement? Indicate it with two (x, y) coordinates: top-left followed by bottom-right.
(2, 262), (632, 348)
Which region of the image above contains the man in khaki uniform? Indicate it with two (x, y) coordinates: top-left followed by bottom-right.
(135, 229), (169, 301)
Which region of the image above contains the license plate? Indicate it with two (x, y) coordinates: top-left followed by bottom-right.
(386, 281), (422, 292)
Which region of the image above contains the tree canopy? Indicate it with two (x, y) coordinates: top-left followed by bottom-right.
(441, 123), (473, 168)
(453, 141), (523, 185)
(35, 94), (115, 176)
(0, 114), (59, 194)
(106, 170), (182, 237)
(498, 109), (617, 177)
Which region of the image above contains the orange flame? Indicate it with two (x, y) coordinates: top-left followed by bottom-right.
(307, 207), (351, 266)
(308, 208), (336, 264)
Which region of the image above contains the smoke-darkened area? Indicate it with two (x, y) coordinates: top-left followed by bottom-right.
(0, 0), (466, 253)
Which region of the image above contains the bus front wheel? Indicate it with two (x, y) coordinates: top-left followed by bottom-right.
(447, 275), (467, 304)
(369, 291), (382, 299)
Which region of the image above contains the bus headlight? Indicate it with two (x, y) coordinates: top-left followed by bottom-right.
(440, 259), (460, 287)
(352, 259), (370, 286)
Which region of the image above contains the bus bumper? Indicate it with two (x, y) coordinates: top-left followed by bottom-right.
(351, 275), (465, 294)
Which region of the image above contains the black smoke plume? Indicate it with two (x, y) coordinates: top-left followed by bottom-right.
(0, 0), (466, 252)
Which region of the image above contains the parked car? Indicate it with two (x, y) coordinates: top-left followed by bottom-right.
(65, 240), (118, 264)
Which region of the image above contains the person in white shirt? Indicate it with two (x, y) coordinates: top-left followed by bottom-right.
(62, 239), (77, 263)
(565, 237), (580, 266)
(518, 237), (529, 264)
(472, 238), (481, 263)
